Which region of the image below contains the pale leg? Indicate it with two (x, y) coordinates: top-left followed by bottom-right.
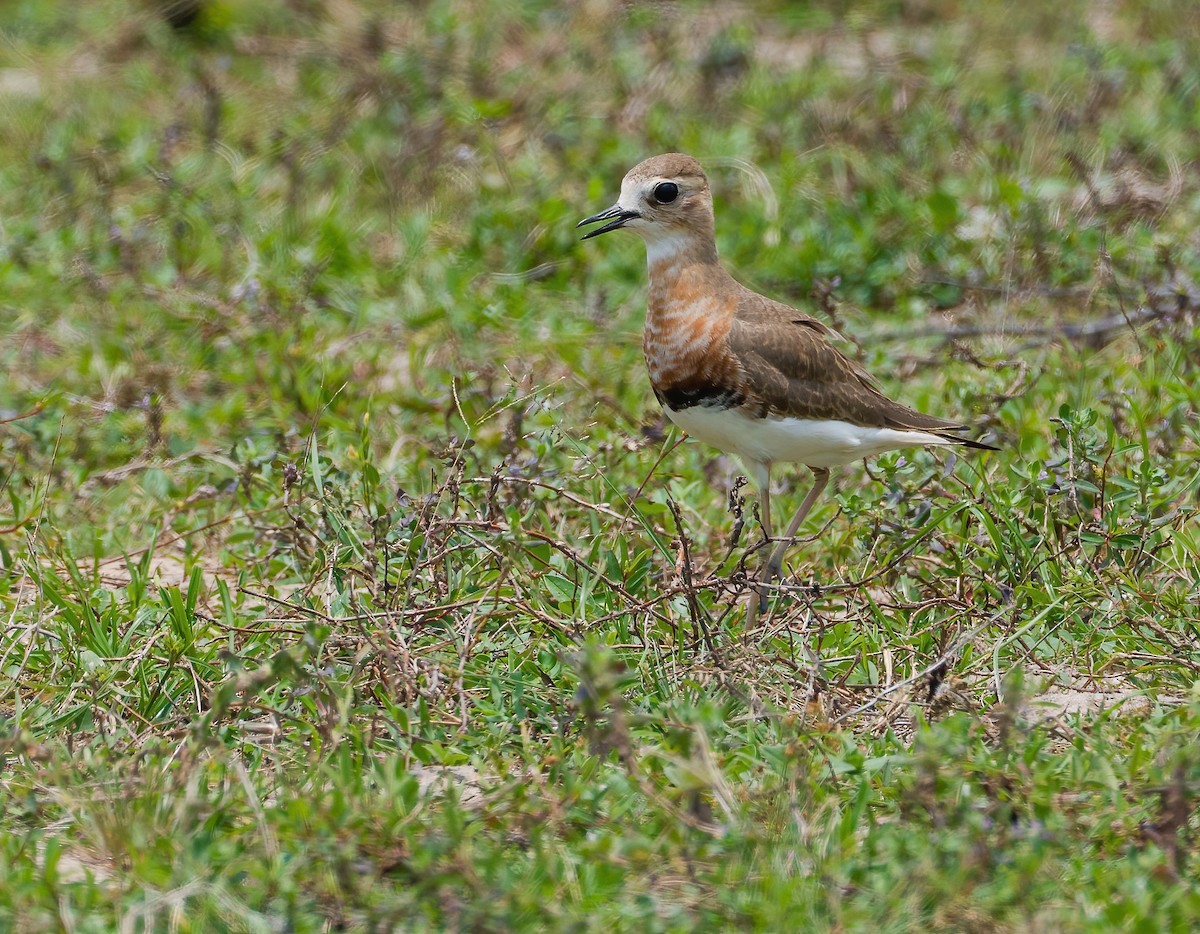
(745, 463), (772, 627)
(750, 466), (831, 624)
(766, 467), (831, 581)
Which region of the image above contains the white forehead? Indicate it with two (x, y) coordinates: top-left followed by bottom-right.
(618, 175), (642, 205)
(618, 175), (665, 208)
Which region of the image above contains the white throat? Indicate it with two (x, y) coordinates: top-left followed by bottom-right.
(643, 232), (695, 268)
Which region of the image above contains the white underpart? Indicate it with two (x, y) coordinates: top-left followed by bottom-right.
(665, 404), (954, 475)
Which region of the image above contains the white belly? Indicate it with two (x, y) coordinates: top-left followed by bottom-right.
(665, 404), (952, 472)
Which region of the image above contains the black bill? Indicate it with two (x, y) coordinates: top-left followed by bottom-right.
(577, 204), (640, 240)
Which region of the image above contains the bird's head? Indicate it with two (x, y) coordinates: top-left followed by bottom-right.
(578, 153), (716, 263)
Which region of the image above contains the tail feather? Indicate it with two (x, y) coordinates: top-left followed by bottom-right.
(935, 430), (998, 451)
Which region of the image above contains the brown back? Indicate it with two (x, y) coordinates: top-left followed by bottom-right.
(727, 290), (969, 431)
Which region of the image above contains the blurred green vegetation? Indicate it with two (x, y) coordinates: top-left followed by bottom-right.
(1, 1), (1199, 930)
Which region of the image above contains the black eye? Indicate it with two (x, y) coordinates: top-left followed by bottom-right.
(652, 182), (679, 204)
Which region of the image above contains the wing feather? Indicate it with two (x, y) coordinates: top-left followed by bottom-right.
(726, 312), (970, 433)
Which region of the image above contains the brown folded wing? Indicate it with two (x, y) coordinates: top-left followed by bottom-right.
(726, 314), (970, 433)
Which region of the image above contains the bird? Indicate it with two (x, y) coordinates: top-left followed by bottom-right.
(578, 152), (997, 622)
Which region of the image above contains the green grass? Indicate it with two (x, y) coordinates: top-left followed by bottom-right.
(2, 1), (1199, 930)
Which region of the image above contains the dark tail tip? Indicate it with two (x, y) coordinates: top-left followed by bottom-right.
(940, 432), (999, 451)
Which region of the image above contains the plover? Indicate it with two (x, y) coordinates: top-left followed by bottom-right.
(579, 153), (996, 618)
